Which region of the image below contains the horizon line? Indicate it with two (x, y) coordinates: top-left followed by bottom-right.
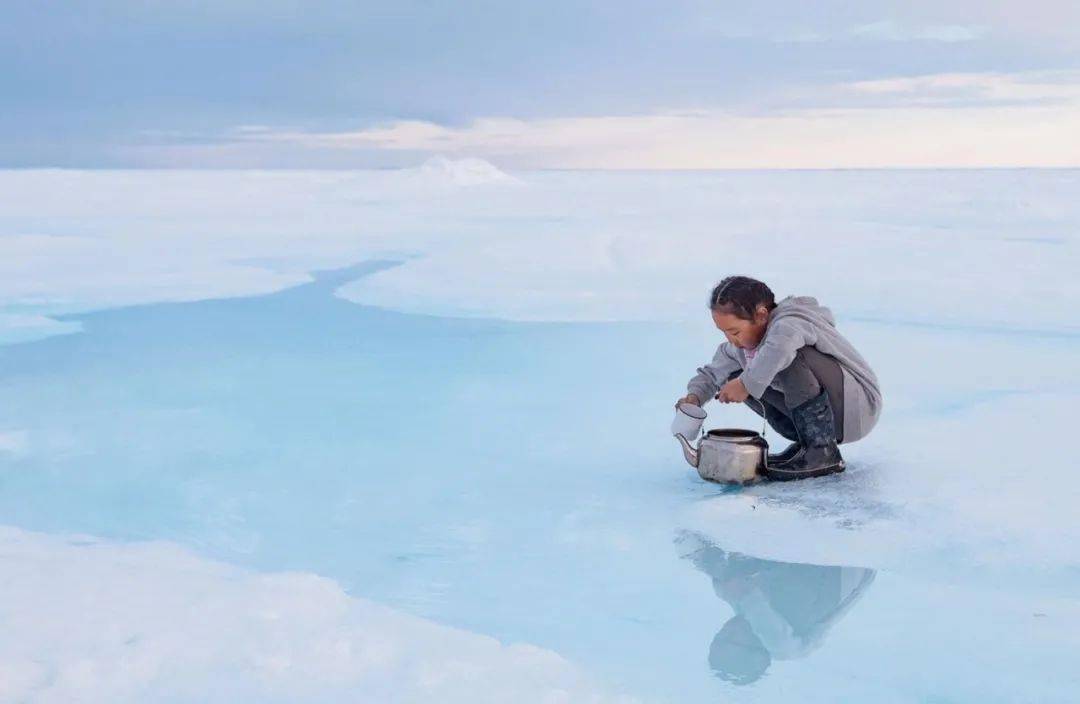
(4, 165), (1080, 173)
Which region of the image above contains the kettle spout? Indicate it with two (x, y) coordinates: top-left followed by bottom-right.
(675, 433), (699, 468)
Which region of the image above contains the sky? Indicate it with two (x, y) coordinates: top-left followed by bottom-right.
(3, 0), (1080, 169)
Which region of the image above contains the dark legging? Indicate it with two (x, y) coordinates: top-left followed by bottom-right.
(725, 345), (845, 443)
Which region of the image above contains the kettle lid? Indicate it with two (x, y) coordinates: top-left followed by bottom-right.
(705, 428), (767, 446)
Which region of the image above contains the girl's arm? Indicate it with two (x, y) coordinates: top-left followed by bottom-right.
(739, 318), (818, 398)
(686, 342), (742, 405)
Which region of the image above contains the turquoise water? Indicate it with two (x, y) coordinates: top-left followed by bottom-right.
(2, 260), (1078, 702)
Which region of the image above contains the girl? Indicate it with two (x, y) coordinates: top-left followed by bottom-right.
(675, 276), (882, 480)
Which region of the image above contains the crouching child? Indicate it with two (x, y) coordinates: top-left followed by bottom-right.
(675, 276), (882, 480)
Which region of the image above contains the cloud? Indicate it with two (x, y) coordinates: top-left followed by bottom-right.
(9, 1), (1080, 169)
(213, 70), (1080, 169)
(848, 20), (987, 42)
(750, 20), (989, 44)
(845, 70), (1080, 105)
(679, 1), (1080, 47)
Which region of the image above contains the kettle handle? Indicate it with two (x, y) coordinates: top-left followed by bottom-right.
(750, 396), (768, 442)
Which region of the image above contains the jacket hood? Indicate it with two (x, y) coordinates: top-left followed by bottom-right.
(770, 295), (836, 328)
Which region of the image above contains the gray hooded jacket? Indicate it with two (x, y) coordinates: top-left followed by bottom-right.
(686, 295), (882, 443)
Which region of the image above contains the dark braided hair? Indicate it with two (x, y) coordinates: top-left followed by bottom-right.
(708, 276), (776, 321)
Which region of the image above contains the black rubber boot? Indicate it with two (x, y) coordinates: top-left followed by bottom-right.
(766, 441), (801, 466)
(763, 390), (845, 481)
(761, 403), (800, 465)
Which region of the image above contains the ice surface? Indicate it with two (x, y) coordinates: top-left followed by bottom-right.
(333, 169), (1080, 329)
(4, 168), (1078, 335)
(0, 527), (634, 704)
(1, 166), (1078, 702)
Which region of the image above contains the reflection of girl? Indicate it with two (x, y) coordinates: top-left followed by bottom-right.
(675, 276), (882, 480)
(679, 532), (876, 685)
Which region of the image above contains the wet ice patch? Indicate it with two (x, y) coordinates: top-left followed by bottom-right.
(0, 526), (636, 704)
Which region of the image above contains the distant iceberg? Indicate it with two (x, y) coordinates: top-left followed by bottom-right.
(403, 155), (521, 186)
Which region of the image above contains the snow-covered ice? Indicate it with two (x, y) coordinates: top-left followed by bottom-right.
(0, 163), (1077, 702)
(0, 526), (634, 704)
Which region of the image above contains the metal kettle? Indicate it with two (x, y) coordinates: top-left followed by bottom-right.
(676, 428), (767, 484)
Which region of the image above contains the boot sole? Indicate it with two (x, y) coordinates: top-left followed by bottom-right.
(763, 459), (846, 482)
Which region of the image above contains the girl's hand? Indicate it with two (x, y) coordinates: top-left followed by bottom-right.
(716, 378), (749, 403)
(674, 393), (702, 409)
